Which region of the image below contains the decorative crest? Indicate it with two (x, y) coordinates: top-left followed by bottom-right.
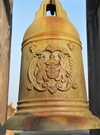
(28, 44), (77, 94)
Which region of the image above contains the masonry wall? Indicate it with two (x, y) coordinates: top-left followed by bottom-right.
(0, 0), (13, 134)
(86, 0), (100, 134)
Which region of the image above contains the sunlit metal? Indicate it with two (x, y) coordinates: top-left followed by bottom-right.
(4, 0), (100, 131)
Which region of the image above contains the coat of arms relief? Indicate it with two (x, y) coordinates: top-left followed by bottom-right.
(28, 44), (77, 94)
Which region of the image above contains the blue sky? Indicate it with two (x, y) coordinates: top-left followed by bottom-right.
(8, 0), (87, 106)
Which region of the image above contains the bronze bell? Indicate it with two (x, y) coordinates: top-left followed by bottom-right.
(4, 0), (100, 131)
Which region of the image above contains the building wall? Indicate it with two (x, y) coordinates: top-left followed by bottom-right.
(86, 0), (100, 134)
(0, 0), (12, 134)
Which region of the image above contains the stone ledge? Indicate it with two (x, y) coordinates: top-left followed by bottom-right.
(20, 130), (89, 135)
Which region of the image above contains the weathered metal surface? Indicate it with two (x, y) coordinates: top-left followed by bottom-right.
(4, 0), (100, 131)
(50, 0), (55, 5)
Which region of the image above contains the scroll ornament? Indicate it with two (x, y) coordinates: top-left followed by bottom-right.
(28, 44), (77, 94)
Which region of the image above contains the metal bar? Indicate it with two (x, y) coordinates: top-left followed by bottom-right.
(50, 0), (55, 5)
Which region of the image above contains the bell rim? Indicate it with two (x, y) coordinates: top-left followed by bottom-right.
(3, 112), (100, 131)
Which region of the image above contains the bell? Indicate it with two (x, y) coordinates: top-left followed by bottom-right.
(4, 0), (100, 131)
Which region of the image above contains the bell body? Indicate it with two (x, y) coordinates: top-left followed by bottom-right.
(4, 0), (100, 131)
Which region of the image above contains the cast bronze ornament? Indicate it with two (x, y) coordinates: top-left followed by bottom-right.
(28, 44), (77, 94)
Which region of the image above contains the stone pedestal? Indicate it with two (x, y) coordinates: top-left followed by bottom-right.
(20, 131), (90, 135)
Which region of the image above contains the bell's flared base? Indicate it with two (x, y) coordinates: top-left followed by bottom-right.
(3, 111), (100, 131)
(3, 99), (100, 131)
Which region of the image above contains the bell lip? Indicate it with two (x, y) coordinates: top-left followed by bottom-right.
(3, 113), (100, 131)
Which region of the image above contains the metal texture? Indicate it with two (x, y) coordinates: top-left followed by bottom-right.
(4, 0), (100, 131)
(50, 0), (55, 5)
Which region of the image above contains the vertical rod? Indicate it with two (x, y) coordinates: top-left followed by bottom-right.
(50, 0), (55, 5)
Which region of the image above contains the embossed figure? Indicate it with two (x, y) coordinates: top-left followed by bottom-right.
(28, 44), (76, 94)
(35, 53), (49, 83)
(45, 53), (59, 80)
(56, 53), (70, 83)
